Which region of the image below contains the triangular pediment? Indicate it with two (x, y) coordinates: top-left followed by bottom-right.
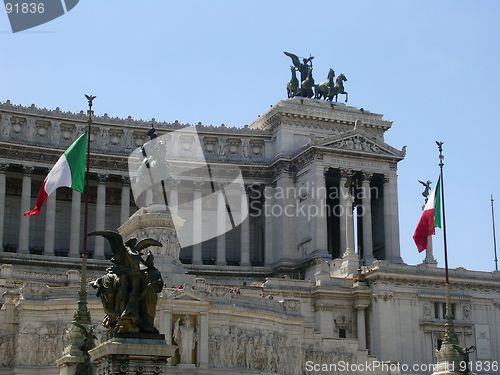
(165, 289), (206, 302)
(316, 130), (405, 159)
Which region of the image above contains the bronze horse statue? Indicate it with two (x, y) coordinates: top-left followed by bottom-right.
(287, 66), (299, 98)
(328, 73), (348, 102)
(314, 68), (335, 100)
(299, 67), (315, 98)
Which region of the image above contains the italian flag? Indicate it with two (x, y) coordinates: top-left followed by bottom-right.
(413, 177), (442, 252)
(24, 132), (87, 216)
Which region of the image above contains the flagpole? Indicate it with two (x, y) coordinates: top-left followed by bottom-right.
(74, 94), (96, 324)
(435, 141), (459, 345)
(492, 195), (498, 271)
(59, 96), (96, 365)
(75, 95), (95, 323)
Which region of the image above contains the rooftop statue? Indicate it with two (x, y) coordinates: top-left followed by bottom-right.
(90, 231), (164, 335)
(419, 180), (432, 204)
(284, 52), (348, 102)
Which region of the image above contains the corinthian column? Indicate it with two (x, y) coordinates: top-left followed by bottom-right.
(383, 176), (392, 261)
(311, 165), (328, 255)
(264, 185), (274, 266)
(345, 192), (355, 256)
(19, 166), (34, 254)
(192, 182), (203, 265)
(69, 190), (81, 257)
(339, 170), (348, 255)
(356, 304), (368, 350)
(44, 191), (56, 256)
(361, 173), (374, 264)
(0, 164), (8, 251)
(390, 172), (403, 263)
(120, 177), (130, 225)
(240, 186), (250, 267)
(94, 174), (107, 259)
(216, 186), (227, 266)
(168, 179), (179, 216)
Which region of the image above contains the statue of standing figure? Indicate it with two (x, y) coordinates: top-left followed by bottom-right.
(173, 315), (198, 364)
(284, 51), (315, 98)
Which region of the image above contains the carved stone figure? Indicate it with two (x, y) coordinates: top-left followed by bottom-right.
(207, 326), (302, 375)
(90, 231), (164, 334)
(173, 315), (197, 364)
(218, 138), (227, 156)
(423, 302), (431, 318)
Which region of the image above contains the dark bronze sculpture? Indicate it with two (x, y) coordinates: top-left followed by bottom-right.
(284, 51), (315, 98)
(328, 73), (348, 102)
(419, 180), (432, 204)
(90, 231), (164, 335)
(300, 67), (315, 98)
(287, 66), (299, 98)
(284, 52), (349, 102)
(284, 51), (314, 82)
(315, 68), (335, 100)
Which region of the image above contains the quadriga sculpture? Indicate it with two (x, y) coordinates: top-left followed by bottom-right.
(89, 231), (164, 335)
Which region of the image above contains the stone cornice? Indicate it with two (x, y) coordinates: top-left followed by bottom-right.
(249, 97), (392, 131)
(365, 263), (500, 291)
(0, 100), (269, 136)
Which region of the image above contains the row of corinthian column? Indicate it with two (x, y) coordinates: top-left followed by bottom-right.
(0, 163), (407, 265)
(0, 165), (131, 258)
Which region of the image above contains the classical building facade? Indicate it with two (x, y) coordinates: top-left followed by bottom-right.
(0, 98), (499, 375)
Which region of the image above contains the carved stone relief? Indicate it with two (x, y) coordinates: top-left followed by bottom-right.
(15, 323), (69, 366)
(208, 326), (302, 375)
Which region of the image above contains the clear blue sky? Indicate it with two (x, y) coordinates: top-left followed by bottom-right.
(1, 1), (499, 271)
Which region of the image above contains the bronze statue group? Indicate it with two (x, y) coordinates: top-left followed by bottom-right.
(284, 51), (348, 102)
(90, 231), (164, 335)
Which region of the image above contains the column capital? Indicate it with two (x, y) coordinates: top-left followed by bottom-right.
(165, 177), (180, 188)
(339, 168), (353, 179)
(193, 180), (204, 190)
(23, 166), (35, 176)
(354, 303), (369, 310)
(0, 163), (9, 173)
(360, 171), (373, 182)
(97, 174), (108, 184)
(121, 175), (130, 186)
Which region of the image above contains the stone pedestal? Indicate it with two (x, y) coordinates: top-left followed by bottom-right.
(118, 204), (195, 286)
(331, 251), (359, 278)
(56, 355), (86, 375)
(89, 336), (176, 375)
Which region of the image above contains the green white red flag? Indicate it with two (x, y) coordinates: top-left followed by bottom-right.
(24, 132), (87, 216)
(413, 177), (442, 252)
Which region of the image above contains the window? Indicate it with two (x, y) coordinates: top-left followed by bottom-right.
(339, 328), (346, 339)
(434, 302), (456, 320)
